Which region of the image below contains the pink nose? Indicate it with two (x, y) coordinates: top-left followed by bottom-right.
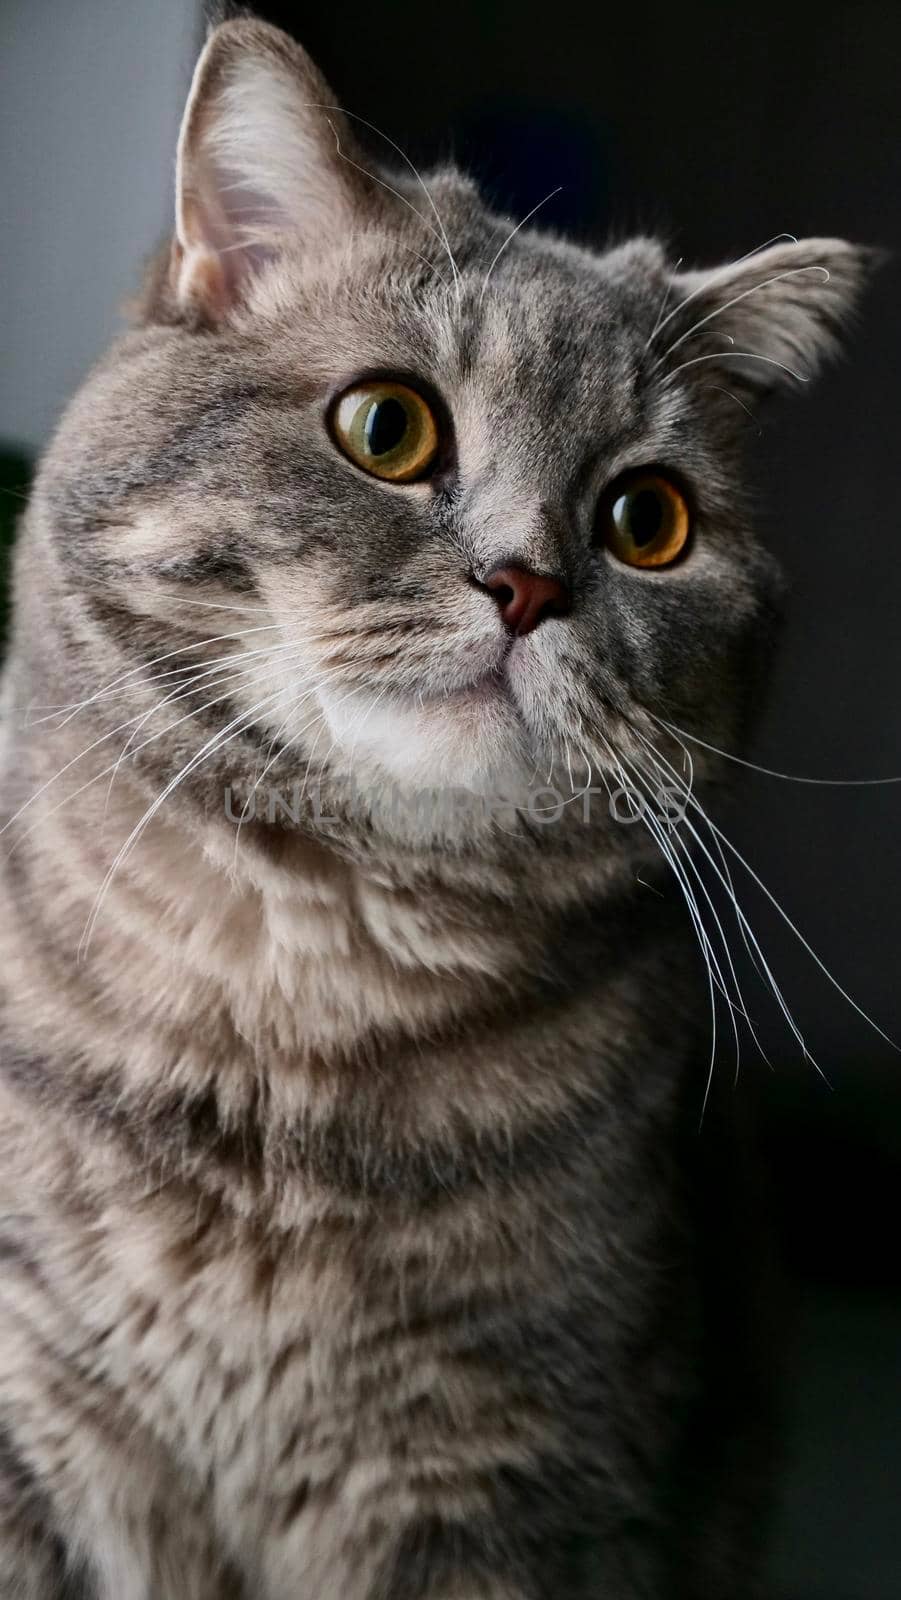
(481, 565), (570, 636)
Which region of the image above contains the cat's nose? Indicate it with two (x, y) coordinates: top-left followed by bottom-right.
(479, 565), (571, 636)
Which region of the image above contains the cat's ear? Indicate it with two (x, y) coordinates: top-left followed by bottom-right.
(169, 19), (375, 321)
(651, 238), (878, 400)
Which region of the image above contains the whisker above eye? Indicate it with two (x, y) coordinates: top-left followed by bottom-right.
(662, 350), (809, 386)
(321, 106), (461, 301)
(645, 232), (801, 353)
(643, 256), (683, 353)
(479, 187), (564, 309)
(695, 384), (762, 434)
(658, 264), (830, 363)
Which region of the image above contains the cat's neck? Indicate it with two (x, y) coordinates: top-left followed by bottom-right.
(0, 700), (690, 1231)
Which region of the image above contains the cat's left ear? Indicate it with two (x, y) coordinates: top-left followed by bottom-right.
(166, 19), (377, 322)
(650, 238), (880, 400)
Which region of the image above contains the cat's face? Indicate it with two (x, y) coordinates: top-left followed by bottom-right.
(33, 19), (866, 848)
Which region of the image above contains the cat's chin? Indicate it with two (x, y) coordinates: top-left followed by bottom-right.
(317, 682), (534, 797)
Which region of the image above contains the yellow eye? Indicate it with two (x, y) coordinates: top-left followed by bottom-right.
(600, 472), (692, 569)
(330, 381), (439, 483)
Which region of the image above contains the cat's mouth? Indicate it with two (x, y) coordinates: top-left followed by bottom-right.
(411, 631), (521, 711)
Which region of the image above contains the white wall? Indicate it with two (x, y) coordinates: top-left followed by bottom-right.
(0, 0), (202, 453)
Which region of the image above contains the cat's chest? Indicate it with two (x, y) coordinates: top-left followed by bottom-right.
(84, 1185), (549, 1598)
(158, 1317), (389, 1600)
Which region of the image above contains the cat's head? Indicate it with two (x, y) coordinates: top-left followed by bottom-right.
(31, 18), (870, 852)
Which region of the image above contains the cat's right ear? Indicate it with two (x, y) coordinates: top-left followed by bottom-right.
(649, 237), (879, 403)
(161, 19), (376, 323)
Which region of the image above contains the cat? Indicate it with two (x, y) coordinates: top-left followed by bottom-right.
(0, 14), (871, 1599)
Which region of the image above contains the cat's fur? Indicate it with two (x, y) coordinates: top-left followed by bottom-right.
(0, 17), (870, 1599)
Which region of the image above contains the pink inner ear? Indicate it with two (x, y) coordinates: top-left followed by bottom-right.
(171, 29), (370, 319)
(183, 144), (285, 303)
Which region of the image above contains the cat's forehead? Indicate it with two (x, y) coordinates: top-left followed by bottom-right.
(275, 221), (652, 434)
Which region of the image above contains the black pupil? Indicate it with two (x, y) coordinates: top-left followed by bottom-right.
(627, 488), (665, 546)
(364, 397), (409, 457)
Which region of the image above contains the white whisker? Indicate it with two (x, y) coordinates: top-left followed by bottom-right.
(643, 257), (683, 354)
(663, 351), (809, 386)
(626, 745), (773, 1079)
(131, 592), (272, 617)
(6, 645), (300, 836)
(697, 385), (762, 433)
(8, 662), (306, 867)
(601, 733), (721, 1115)
(637, 721), (768, 990)
(321, 107), (461, 301)
(701, 803), (898, 1054)
(105, 651), (317, 820)
(229, 668), (367, 860)
(78, 686), (290, 957)
(29, 622), (284, 729)
(479, 188), (563, 308)
(629, 720), (894, 1081)
(660, 265), (829, 361)
(647, 232), (800, 351)
(654, 713), (901, 786)
(631, 723), (815, 1063)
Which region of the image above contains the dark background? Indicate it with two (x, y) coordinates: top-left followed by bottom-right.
(3, 2), (900, 1594)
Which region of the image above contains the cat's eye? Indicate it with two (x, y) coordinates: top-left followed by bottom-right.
(599, 472), (691, 569)
(330, 381), (439, 483)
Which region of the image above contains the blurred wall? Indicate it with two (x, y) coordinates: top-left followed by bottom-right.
(0, 0), (202, 452)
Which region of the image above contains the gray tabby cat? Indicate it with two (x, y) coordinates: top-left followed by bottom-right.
(0, 16), (870, 1599)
